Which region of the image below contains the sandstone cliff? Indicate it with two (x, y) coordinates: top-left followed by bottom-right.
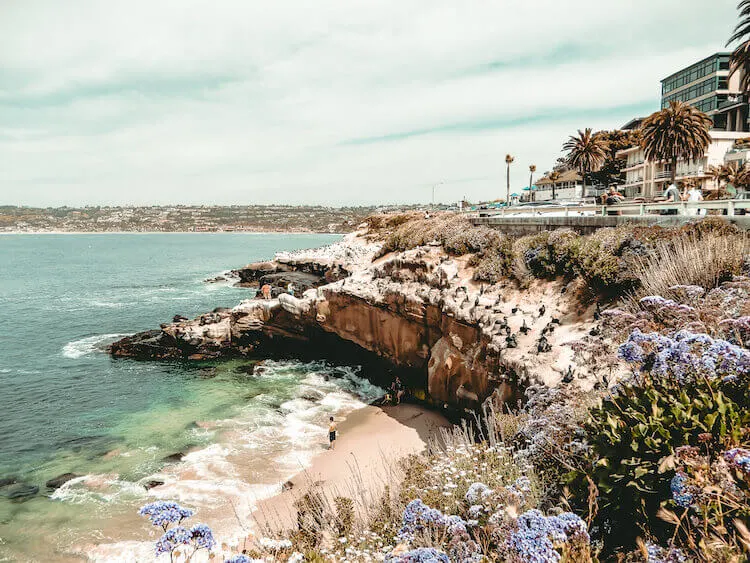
(110, 231), (602, 409)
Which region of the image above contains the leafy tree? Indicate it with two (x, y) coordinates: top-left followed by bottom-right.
(586, 129), (641, 189)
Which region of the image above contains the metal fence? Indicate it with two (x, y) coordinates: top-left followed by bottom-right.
(467, 199), (750, 218)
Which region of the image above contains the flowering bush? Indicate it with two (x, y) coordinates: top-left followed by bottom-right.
(139, 501), (215, 561)
(501, 509), (592, 563)
(579, 328), (750, 555)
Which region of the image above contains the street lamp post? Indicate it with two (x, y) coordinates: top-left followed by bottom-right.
(432, 181), (444, 207)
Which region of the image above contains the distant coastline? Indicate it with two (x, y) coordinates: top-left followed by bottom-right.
(0, 229), (345, 235)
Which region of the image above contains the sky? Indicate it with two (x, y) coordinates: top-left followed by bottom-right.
(0, 0), (742, 207)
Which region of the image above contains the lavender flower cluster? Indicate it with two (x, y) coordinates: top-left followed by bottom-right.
(670, 473), (694, 508)
(724, 448), (750, 474)
(503, 509), (589, 563)
(398, 499), (468, 542)
(646, 542), (688, 563)
(138, 500), (194, 529)
(618, 329), (750, 384)
(139, 500), (215, 558)
(385, 547), (450, 563)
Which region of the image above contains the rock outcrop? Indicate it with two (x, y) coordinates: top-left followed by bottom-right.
(110, 234), (599, 409)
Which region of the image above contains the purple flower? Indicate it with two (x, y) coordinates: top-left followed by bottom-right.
(646, 542), (687, 563)
(670, 473), (694, 508)
(504, 509), (589, 563)
(724, 448), (750, 473)
(190, 523), (216, 550)
(225, 556), (254, 563)
(385, 547), (450, 563)
(139, 501), (194, 528)
(154, 526), (191, 556)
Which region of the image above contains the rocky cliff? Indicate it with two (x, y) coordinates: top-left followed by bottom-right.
(110, 229), (602, 410)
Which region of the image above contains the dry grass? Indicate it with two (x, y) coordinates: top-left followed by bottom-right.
(628, 233), (749, 306)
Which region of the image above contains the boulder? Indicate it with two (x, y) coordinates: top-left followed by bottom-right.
(46, 473), (80, 489)
(143, 480), (165, 490)
(162, 452), (186, 463)
(2, 483), (39, 500)
(0, 477), (18, 488)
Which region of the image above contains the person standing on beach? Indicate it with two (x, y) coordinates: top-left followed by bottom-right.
(328, 416), (337, 450)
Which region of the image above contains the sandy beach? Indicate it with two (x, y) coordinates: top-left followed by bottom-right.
(253, 403), (451, 534)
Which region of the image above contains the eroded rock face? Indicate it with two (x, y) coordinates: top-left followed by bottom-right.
(110, 234), (598, 409)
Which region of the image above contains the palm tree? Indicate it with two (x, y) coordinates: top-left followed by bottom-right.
(562, 128), (608, 198)
(549, 171), (561, 201)
(708, 164), (734, 191)
(529, 164), (537, 202)
(640, 101), (712, 185)
(505, 154), (515, 205)
(728, 0), (750, 90)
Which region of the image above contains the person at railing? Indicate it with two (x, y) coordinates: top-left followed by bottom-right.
(662, 182), (682, 215)
(686, 184), (704, 216)
(605, 186), (625, 216)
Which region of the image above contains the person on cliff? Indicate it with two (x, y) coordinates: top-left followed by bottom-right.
(287, 282), (296, 296)
(260, 284), (271, 300)
(328, 417), (337, 450)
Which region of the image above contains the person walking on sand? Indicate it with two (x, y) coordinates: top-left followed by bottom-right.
(328, 417), (337, 450)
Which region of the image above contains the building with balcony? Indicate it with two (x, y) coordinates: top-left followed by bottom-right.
(533, 170), (604, 201)
(616, 130), (747, 198)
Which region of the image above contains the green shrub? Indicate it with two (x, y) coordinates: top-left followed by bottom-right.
(577, 329), (750, 553)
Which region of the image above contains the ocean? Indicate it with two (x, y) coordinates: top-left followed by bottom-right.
(0, 233), (384, 562)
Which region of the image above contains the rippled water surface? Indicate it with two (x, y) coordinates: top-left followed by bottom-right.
(0, 233), (383, 561)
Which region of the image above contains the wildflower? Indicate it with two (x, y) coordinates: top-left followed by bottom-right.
(724, 448), (750, 473)
(503, 509), (589, 563)
(154, 526), (191, 556)
(645, 542), (687, 563)
(670, 473), (694, 508)
(385, 547), (450, 562)
(465, 482), (493, 504)
(190, 523), (216, 550)
(139, 501), (194, 528)
(225, 556), (258, 563)
(259, 537), (294, 551)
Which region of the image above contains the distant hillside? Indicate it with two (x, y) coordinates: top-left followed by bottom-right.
(0, 204), (428, 233)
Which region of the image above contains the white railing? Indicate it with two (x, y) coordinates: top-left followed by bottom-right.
(467, 198), (750, 218)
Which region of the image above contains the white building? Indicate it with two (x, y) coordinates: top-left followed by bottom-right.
(532, 170), (603, 201)
(616, 130), (747, 198)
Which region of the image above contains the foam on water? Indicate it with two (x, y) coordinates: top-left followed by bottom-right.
(71, 359), (384, 560)
(62, 333), (130, 359)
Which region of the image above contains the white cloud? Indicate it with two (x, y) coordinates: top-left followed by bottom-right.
(0, 0), (741, 205)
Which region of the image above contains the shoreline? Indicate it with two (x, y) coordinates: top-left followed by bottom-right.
(0, 230), (348, 236)
(252, 403), (451, 536)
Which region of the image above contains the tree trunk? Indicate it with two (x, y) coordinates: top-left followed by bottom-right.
(552, 182), (556, 201)
(581, 168), (586, 199)
(671, 155), (677, 185)
(529, 172), (534, 202)
(506, 165), (510, 206)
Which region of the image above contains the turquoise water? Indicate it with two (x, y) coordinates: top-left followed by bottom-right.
(0, 233), (382, 561)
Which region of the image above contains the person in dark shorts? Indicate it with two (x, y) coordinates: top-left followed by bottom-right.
(328, 416), (337, 450)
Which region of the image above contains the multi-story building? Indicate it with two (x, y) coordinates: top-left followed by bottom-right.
(616, 130), (746, 198)
(661, 53), (744, 130)
(613, 54), (750, 198)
